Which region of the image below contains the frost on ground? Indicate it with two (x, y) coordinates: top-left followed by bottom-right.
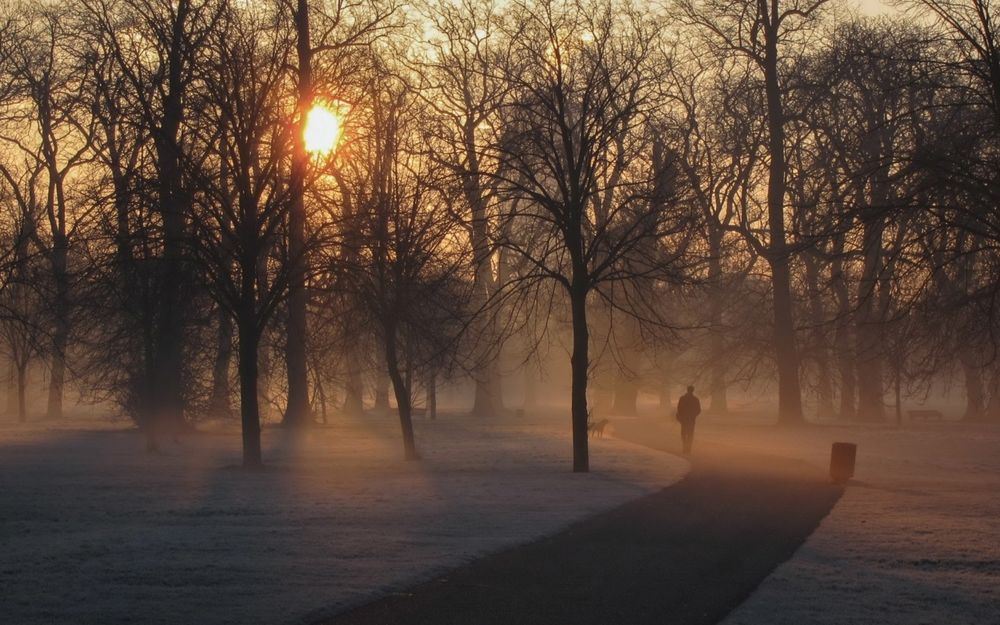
(713, 423), (1000, 625)
(0, 416), (687, 625)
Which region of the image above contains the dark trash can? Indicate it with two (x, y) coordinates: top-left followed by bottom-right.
(830, 442), (856, 484)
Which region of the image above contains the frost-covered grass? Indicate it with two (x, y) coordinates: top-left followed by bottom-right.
(712, 422), (1000, 625)
(0, 415), (687, 625)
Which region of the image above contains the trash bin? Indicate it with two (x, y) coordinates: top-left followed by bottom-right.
(830, 442), (856, 483)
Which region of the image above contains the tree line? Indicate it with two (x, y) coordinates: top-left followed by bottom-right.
(1, 0), (999, 471)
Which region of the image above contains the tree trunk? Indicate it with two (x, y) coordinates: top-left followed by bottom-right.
(708, 346), (728, 414)
(374, 373), (389, 413)
(150, 10), (189, 441)
(6, 362), (16, 417)
(238, 315), (262, 468)
(855, 342), (884, 420)
(314, 371), (329, 424)
(465, 116), (504, 419)
(830, 234), (856, 420)
(142, 332), (158, 452)
(427, 372), (437, 420)
(611, 315), (640, 417)
(283, 0), (313, 428)
(835, 324), (856, 419)
(46, 334), (66, 420)
(209, 307), (234, 418)
(707, 229), (728, 414)
(46, 242), (69, 420)
(962, 359), (986, 421)
(855, 219), (885, 421)
(343, 358), (365, 415)
(16, 362), (27, 424)
(570, 279), (590, 473)
(404, 353), (413, 404)
(894, 354), (903, 426)
(763, 16), (803, 425)
(384, 326), (418, 460)
(39, 66), (71, 422)
(658, 355), (673, 414)
(771, 258), (803, 424)
(804, 255), (834, 418)
(153, 144), (186, 438)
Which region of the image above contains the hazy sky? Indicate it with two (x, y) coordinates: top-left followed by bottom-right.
(855, 0), (899, 15)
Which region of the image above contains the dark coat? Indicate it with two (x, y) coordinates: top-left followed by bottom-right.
(676, 393), (701, 422)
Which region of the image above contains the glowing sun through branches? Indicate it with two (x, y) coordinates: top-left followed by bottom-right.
(304, 103), (346, 155)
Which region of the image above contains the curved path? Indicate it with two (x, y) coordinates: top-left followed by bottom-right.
(312, 419), (843, 625)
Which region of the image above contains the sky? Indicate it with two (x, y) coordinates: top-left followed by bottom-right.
(856, 0), (899, 15)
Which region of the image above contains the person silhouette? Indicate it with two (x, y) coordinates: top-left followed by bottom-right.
(675, 385), (701, 455)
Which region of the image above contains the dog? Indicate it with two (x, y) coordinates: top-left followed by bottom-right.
(587, 418), (610, 439)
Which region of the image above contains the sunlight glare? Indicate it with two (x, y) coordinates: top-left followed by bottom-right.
(304, 104), (343, 155)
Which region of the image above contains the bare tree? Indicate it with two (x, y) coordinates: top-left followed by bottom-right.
(0, 208), (41, 422)
(281, 0), (398, 428)
(80, 0), (224, 446)
(793, 18), (958, 420)
(914, 0), (1000, 128)
(0, 4), (95, 419)
(337, 67), (472, 459)
(490, 0), (695, 471)
(415, 0), (514, 417)
(678, 0), (831, 424)
(189, 0), (296, 466)
(663, 48), (765, 414)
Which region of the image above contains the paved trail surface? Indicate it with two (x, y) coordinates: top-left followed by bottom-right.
(313, 419), (843, 625)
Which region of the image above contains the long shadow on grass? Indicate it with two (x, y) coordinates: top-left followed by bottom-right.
(311, 418), (844, 625)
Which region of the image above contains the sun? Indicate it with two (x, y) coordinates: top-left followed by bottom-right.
(303, 103), (344, 155)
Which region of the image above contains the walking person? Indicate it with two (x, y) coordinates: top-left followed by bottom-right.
(675, 385), (701, 454)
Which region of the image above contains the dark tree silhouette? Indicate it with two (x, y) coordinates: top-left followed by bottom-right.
(416, 0), (513, 418)
(678, 0), (832, 424)
(489, 0), (696, 471)
(337, 68), (472, 459)
(189, 1), (295, 467)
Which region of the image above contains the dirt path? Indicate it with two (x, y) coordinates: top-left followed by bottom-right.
(311, 419), (843, 625)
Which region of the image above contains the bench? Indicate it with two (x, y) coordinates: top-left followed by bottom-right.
(907, 409), (943, 422)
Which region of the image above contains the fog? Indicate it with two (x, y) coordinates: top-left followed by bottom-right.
(3, 0), (1000, 622)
